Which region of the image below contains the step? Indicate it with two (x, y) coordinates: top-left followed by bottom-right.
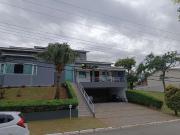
(72, 83), (94, 117)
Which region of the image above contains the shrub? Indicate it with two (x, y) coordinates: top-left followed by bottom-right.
(65, 81), (77, 99)
(126, 90), (163, 109)
(165, 85), (180, 116)
(0, 99), (78, 113)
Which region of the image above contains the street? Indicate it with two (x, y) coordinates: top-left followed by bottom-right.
(84, 120), (180, 135)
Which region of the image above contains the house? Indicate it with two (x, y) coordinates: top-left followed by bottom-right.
(0, 46), (127, 102)
(137, 68), (180, 92)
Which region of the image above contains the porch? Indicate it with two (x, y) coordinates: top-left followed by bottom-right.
(75, 67), (126, 83)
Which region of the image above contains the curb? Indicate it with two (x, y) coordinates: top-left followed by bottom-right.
(46, 127), (113, 135)
(46, 119), (180, 135)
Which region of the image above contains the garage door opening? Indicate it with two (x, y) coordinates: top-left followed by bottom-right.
(85, 88), (118, 103)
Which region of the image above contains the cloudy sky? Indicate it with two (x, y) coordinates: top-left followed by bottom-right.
(0, 0), (179, 63)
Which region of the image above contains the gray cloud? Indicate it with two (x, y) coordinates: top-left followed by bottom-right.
(0, 0), (179, 65)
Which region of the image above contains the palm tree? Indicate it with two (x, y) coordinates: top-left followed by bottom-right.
(38, 43), (77, 99)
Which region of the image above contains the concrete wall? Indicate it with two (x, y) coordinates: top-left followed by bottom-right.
(24, 109), (78, 121)
(137, 69), (180, 92)
(75, 52), (87, 61)
(111, 87), (127, 101)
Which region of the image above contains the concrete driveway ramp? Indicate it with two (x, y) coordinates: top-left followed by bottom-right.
(95, 103), (176, 127)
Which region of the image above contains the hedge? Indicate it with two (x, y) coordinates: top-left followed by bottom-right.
(126, 90), (163, 109)
(165, 85), (180, 115)
(0, 81), (78, 113)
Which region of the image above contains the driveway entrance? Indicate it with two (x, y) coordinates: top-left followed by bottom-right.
(95, 103), (176, 127)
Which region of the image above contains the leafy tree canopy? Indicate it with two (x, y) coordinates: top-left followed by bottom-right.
(37, 42), (77, 99)
(115, 57), (136, 74)
(144, 51), (180, 91)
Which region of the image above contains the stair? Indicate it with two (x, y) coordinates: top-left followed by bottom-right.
(72, 83), (93, 117)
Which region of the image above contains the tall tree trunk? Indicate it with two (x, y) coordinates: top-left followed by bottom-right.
(162, 71), (166, 92)
(54, 71), (61, 99)
(54, 64), (63, 99)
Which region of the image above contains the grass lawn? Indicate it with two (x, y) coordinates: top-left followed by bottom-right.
(28, 117), (106, 135)
(134, 90), (177, 116)
(0, 86), (68, 101)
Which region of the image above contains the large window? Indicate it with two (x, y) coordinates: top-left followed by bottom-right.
(79, 71), (86, 78)
(2, 63), (37, 75)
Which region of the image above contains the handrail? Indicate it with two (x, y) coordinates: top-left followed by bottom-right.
(94, 76), (125, 82)
(77, 82), (95, 117)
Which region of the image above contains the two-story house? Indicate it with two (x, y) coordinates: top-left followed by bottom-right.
(0, 46), (127, 102)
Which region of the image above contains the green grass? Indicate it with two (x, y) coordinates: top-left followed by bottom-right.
(1, 87), (57, 101)
(28, 117), (106, 135)
(133, 90), (177, 116)
(0, 82), (78, 112)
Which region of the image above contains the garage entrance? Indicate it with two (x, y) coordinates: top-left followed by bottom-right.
(85, 88), (117, 103)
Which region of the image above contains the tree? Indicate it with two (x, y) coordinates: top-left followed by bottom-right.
(145, 51), (180, 92)
(165, 85), (180, 116)
(136, 63), (150, 85)
(115, 57), (136, 89)
(38, 43), (77, 99)
(115, 57), (136, 75)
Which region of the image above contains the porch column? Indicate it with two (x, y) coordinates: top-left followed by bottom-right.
(92, 70), (95, 82)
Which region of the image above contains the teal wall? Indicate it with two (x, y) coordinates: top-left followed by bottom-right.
(64, 64), (74, 82)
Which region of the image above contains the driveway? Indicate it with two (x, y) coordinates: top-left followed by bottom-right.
(95, 103), (176, 127)
(85, 120), (180, 135)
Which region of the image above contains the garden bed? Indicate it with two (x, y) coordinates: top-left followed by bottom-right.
(0, 81), (78, 113)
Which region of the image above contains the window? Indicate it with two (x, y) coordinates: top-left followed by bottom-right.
(14, 64), (23, 74)
(0, 114), (14, 124)
(23, 64), (32, 74)
(79, 71), (86, 78)
(0, 64), (4, 74)
(3, 63), (37, 75)
(102, 72), (106, 75)
(5, 63), (14, 73)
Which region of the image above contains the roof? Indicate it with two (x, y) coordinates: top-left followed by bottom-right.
(0, 46), (43, 53)
(75, 66), (125, 71)
(75, 60), (113, 65)
(0, 46), (89, 53)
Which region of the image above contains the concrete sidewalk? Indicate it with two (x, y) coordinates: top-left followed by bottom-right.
(95, 103), (176, 127)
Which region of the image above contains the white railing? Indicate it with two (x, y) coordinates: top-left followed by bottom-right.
(94, 76), (125, 82)
(77, 82), (95, 117)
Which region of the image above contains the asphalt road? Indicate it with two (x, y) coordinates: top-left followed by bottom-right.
(85, 120), (180, 135)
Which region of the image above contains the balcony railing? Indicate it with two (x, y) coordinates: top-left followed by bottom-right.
(93, 76), (125, 82)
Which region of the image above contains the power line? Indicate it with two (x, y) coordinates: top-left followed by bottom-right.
(53, 0), (180, 36)
(21, 0), (180, 41)
(0, 24), (174, 56)
(0, 27), (121, 53)
(0, 1), (180, 44)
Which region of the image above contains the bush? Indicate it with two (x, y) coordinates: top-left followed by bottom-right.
(165, 85), (180, 116)
(65, 81), (77, 99)
(126, 90), (163, 109)
(0, 82), (78, 113)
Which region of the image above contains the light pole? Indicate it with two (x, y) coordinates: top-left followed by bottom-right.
(69, 104), (72, 120)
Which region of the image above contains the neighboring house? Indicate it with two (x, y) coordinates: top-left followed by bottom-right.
(0, 46), (127, 101)
(137, 68), (180, 92)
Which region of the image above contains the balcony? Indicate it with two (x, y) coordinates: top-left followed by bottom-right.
(80, 77), (126, 89)
(93, 76), (125, 83)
